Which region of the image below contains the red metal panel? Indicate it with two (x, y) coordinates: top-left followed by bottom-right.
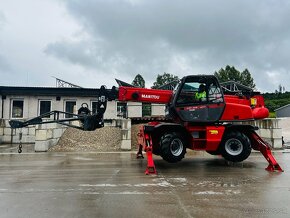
(185, 125), (225, 151)
(252, 107), (269, 119)
(205, 126), (225, 151)
(252, 95), (266, 108)
(221, 103), (254, 120)
(224, 94), (251, 105)
(222, 94), (269, 120)
(118, 86), (173, 104)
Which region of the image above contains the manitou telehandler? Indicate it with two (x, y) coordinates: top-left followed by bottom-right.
(9, 75), (283, 174)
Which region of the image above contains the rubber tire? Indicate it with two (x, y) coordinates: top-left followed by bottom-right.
(160, 132), (186, 163)
(220, 131), (251, 162)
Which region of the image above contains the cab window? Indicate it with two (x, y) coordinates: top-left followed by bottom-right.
(208, 82), (224, 103)
(176, 81), (207, 105)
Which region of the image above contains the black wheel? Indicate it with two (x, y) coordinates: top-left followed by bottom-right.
(160, 132), (186, 163)
(220, 131), (251, 162)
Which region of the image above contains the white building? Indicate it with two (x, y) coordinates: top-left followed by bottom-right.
(0, 86), (165, 144)
(0, 86), (165, 120)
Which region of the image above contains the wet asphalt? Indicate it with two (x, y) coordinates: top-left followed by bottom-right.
(0, 145), (289, 218)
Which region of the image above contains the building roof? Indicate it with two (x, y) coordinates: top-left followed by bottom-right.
(275, 104), (290, 112)
(0, 86), (101, 97)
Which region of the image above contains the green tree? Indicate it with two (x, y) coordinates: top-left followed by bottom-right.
(152, 72), (179, 89)
(214, 65), (256, 89)
(263, 91), (290, 112)
(132, 74), (145, 88)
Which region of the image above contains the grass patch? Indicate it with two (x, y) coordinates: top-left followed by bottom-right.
(268, 112), (276, 118)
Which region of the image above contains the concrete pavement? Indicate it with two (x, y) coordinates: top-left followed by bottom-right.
(0, 150), (289, 218)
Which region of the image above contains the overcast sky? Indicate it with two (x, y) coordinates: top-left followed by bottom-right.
(0, 0), (290, 92)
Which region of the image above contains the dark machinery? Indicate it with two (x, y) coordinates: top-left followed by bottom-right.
(9, 75), (283, 174)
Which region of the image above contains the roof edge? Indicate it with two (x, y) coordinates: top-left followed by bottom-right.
(274, 104), (290, 111)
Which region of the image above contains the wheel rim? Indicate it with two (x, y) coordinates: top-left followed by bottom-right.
(170, 139), (183, 156)
(225, 138), (243, 156)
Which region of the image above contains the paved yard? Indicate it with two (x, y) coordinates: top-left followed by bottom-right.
(0, 150), (289, 218)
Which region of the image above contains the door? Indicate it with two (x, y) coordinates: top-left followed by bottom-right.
(173, 75), (225, 123)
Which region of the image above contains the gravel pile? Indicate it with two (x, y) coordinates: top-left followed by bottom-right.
(49, 124), (146, 152)
(49, 127), (122, 152)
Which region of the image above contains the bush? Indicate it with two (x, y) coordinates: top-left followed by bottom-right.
(268, 112), (276, 118)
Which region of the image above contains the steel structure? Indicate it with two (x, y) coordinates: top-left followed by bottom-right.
(53, 76), (83, 88)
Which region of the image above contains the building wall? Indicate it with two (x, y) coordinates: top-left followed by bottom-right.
(127, 102), (142, 118)
(1, 93), (167, 121)
(280, 118), (290, 143)
(152, 104), (166, 116)
(276, 106), (290, 118)
(3, 95), (42, 119)
(0, 93), (118, 144)
(0, 90), (166, 146)
(104, 101), (118, 119)
(1, 94), (120, 120)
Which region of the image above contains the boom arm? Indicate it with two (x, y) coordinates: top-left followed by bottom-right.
(118, 86), (173, 104)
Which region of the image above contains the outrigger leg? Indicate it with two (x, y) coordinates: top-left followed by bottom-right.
(250, 131), (283, 172)
(143, 132), (157, 175)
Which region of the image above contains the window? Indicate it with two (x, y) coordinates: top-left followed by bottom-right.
(91, 101), (98, 114)
(142, 103), (151, 117)
(177, 81), (207, 105)
(176, 77), (224, 106)
(208, 82), (223, 103)
(117, 102), (127, 118)
(39, 100), (51, 118)
(11, 100), (24, 118)
(65, 101), (76, 118)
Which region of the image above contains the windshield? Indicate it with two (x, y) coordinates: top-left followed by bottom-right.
(176, 77), (223, 106)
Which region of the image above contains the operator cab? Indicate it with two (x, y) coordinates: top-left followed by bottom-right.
(169, 75), (225, 123)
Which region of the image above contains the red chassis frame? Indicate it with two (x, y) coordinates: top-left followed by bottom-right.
(136, 122), (283, 175)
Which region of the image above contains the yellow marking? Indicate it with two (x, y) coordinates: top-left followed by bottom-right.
(209, 130), (219, 135)
(251, 98), (257, 106)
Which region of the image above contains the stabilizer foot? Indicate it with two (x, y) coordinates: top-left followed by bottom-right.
(250, 131), (283, 172)
(145, 166), (157, 175)
(265, 164), (283, 172)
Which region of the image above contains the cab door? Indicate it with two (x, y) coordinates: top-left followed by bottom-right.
(172, 75), (225, 123)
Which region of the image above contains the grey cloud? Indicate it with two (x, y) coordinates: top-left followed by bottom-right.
(0, 11), (10, 72)
(45, 40), (99, 68)
(46, 0), (290, 91)
(0, 54), (11, 72)
(0, 11), (5, 28)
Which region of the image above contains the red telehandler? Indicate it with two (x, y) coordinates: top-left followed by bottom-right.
(9, 75), (283, 174)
